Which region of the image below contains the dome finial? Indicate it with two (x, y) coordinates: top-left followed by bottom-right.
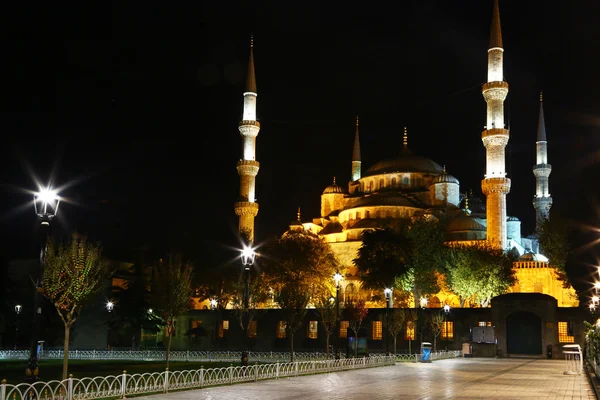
(403, 126), (408, 148)
(443, 165), (446, 173)
(297, 206), (301, 222)
(333, 176), (336, 185)
(250, 34), (254, 48)
(356, 115), (359, 127)
(540, 91), (543, 102)
(465, 197), (470, 213)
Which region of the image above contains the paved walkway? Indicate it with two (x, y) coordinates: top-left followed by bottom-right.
(137, 358), (595, 400)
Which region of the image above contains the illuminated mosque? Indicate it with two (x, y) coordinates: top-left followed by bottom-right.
(233, 0), (578, 308)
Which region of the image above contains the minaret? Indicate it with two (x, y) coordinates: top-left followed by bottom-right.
(533, 92), (552, 228)
(234, 36), (260, 241)
(481, 0), (511, 249)
(351, 116), (361, 181)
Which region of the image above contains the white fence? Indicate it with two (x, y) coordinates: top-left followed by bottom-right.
(0, 356), (396, 400)
(0, 349), (461, 363)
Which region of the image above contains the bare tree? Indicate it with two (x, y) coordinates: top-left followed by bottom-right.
(429, 313), (444, 352)
(346, 299), (368, 357)
(315, 296), (339, 356)
(387, 309), (407, 354)
(150, 254), (193, 370)
(43, 233), (109, 379)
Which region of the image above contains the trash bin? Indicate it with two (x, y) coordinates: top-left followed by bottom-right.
(421, 342), (432, 363)
(462, 342), (472, 357)
(562, 344), (583, 375)
(547, 344), (553, 359)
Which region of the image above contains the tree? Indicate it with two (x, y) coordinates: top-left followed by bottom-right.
(42, 233), (109, 379)
(387, 309), (407, 354)
(261, 232), (339, 361)
(354, 228), (412, 290)
(537, 215), (570, 277)
(149, 254), (193, 369)
(445, 242), (516, 307)
(405, 309), (418, 354)
(315, 295), (338, 356)
(346, 299), (368, 357)
(429, 313), (444, 352)
(229, 271), (270, 339)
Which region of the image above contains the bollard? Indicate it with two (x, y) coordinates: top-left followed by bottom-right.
(121, 370), (127, 399)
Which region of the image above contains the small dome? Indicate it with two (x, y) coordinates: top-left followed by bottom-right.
(431, 166), (459, 185)
(518, 252), (548, 262)
(445, 213), (486, 232)
(323, 177), (345, 194)
(507, 216), (520, 221)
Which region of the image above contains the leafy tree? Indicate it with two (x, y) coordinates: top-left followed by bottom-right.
(230, 271), (270, 339)
(428, 312), (444, 352)
(42, 233), (109, 379)
(261, 232), (339, 361)
(387, 308), (407, 354)
(149, 254), (193, 369)
(445, 242), (516, 307)
(108, 262), (162, 348)
(405, 216), (446, 301)
(315, 295), (339, 356)
(354, 228), (411, 290)
(346, 299), (368, 357)
(537, 214), (570, 278)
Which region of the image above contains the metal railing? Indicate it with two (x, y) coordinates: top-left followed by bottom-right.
(0, 356), (396, 400)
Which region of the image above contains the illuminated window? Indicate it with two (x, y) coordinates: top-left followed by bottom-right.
(371, 321), (382, 340)
(558, 322), (574, 343)
(340, 321), (349, 338)
(365, 210), (370, 218)
(356, 211), (361, 220)
(276, 321), (286, 339)
(478, 321), (492, 327)
(307, 321), (318, 339)
(405, 323), (415, 340)
(403, 177), (409, 185)
(441, 321), (454, 339)
(386, 210), (392, 218)
(218, 320), (229, 338)
(368, 182), (373, 191)
(391, 177), (397, 187)
(248, 321), (257, 338)
(379, 178), (384, 189)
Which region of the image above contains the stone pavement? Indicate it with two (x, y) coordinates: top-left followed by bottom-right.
(136, 358), (596, 400)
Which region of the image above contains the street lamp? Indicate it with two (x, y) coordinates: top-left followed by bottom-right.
(443, 305), (451, 350)
(594, 282), (600, 294)
(333, 272), (343, 360)
(209, 298), (218, 310)
(240, 243), (256, 366)
(26, 187), (60, 382)
(420, 297), (428, 309)
(14, 305), (22, 350)
(384, 288), (392, 355)
(106, 302), (114, 312)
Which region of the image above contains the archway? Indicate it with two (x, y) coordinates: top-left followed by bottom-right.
(506, 311), (542, 355)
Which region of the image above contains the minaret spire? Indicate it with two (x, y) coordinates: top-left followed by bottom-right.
(481, 0), (511, 249)
(297, 206), (301, 222)
(234, 37), (261, 241)
(403, 126), (408, 148)
(533, 92), (552, 229)
(351, 116), (362, 181)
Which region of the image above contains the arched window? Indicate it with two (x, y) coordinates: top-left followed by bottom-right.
(345, 283), (356, 303)
(379, 178), (384, 189)
(356, 211), (361, 220)
(391, 177), (397, 187)
(365, 210), (370, 219)
(386, 210), (392, 218)
(429, 296), (441, 308)
(403, 177), (409, 185)
(368, 181), (373, 192)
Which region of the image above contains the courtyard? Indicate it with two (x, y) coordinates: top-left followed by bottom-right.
(135, 357), (596, 400)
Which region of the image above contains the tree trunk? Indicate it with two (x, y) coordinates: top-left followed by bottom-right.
(289, 333), (295, 362)
(393, 335), (397, 354)
(62, 324), (71, 380)
(325, 332), (330, 355)
(434, 337), (437, 352)
(460, 298), (465, 308)
(353, 329), (358, 357)
(166, 334), (173, 370)
(408, 339), (412, 354)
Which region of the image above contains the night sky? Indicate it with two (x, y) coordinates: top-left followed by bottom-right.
(1, 1), (600, 284)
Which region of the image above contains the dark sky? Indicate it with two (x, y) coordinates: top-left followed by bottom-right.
(1, 1), (600, 279)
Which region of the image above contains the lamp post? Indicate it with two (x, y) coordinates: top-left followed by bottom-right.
(240, 244), (256, 366)
(26, 187), (60, 382)
(14, 305), (22, 350)
(106, 302), (114, 312)
(443, 304), (451, 350)
(384, 288), (392, 355)
(333, 272), (343, 360)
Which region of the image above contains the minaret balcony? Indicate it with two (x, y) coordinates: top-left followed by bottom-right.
(482, 81), (508, 92)
(234, 201), (259, 216)
(239, 120), (261, 128)
(481, 177), (511, 195)
(237, 159), (260, 176)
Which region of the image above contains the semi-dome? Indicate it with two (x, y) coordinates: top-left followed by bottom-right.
(351, 192), (417, 208)
(445, 213), (486, 232)
(365, 153), (443, 177)
(323, 177), (345, 194)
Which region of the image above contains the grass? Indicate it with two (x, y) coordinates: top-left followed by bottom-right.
(0, 359), (236, 384)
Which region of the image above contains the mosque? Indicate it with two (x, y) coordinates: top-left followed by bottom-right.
(233, 0), (578, 309)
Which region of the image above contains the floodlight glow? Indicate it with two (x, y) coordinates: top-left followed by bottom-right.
(106, 301), (114, 312)
(443, 304), (451, 313)
(420, 297), (428, 308)
(241, 244), (256, 266)
(384, 288), (392, 298)
(34, 186), (60, 220)
(593, 296), (599, 305)
(333, 272), (343, 286)
(15, 305), (22, 314)
(209, 298), (218, 309)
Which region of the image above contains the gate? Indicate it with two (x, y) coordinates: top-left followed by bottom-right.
(506, 311), (542, 355)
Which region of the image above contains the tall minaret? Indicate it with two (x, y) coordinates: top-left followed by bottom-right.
(533, 92), (552, 228)
(481, 0), (511, 249)
(351, 116), (361, 181)
(234, 37), (260, 241)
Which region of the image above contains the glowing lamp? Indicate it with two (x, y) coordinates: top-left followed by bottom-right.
(443, 304), (451, 313)
(34, 187), (60, 223)
(106, 302), (114, 312)
(241, 245), (256, 267)
(15, 305), (22, 314)
(384, 288), (392, 299)
(420, 297), (428, 309)
(333, 272), (343, 287)
(209, 298), (218, 310)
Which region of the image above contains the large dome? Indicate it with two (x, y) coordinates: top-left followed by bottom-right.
(365, 152), (444, 177)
